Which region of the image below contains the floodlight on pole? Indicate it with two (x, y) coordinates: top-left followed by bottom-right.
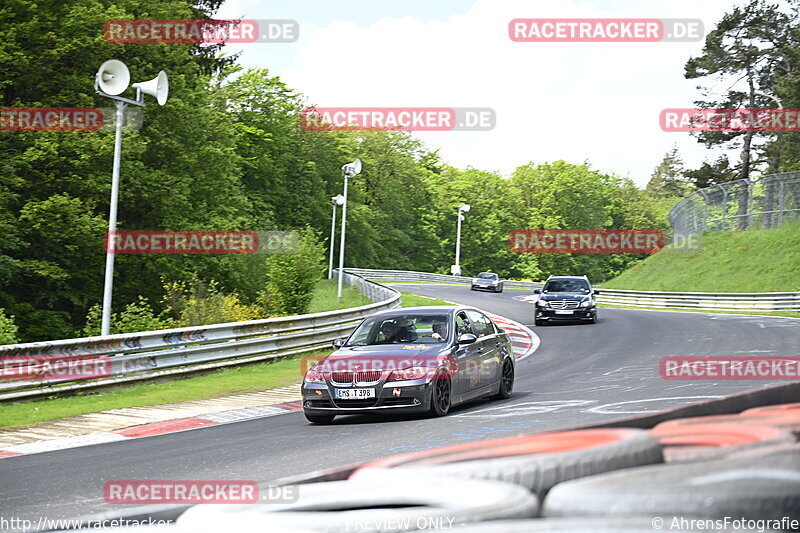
(452, 203), (470, 276)
(95, 59), (169, 336)
(328, 194), (345, 279)
(337, 159), (361, 299)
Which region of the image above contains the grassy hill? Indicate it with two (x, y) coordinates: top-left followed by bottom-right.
(603, 220), (800, 293)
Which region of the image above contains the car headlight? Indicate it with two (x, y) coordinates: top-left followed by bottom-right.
(580, 300), (591, 308)
(472, 279), (479, 284)
(304, 368), (326, 384)
(536, 299), (548, 308)
(388, 367), (430, 381)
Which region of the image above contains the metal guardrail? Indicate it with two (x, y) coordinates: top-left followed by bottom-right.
(0, 271), (400, 402)
(344, 268), (543, 290)
(596, 288), (800, 312)
(347, 268), (799, 313)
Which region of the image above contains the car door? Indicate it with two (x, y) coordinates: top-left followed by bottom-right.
(466, 310), (501, 388)
(454, 311), (482, 396)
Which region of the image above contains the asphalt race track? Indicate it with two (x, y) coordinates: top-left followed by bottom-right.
(2, 284), (800, 523)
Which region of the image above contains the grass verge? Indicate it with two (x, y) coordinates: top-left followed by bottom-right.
(307, 279), (371, 312)
(604, 220), (800, 292)
(399, 292), (452, 307)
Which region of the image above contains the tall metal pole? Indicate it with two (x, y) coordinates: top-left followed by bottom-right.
(100, 101), (125, 336)
(328, 201), (337, 279)
(337, 174), (349, 299)
(454, 210), (463, 276)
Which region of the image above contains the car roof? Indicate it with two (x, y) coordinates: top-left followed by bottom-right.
(546, 275), (589, 280)
(367, 305), (488, 319)
(369, 306), (458, 317)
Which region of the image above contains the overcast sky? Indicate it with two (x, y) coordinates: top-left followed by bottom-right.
(216, 0), (750, 186)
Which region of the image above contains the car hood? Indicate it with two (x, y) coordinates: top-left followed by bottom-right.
(539, 292), (590, 301)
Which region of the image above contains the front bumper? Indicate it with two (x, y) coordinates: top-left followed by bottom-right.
(471, 282), (500, 290)
(302, 379), (433, 415)
(536, 307), (596, 321)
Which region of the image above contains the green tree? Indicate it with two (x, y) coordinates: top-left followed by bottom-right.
(684, 0), (797, 228)
(0, 0), (251, 340)
(262, 228), (326, 315)
(685, 0), (795, 180)
(646, 148), (694, 199)
(83, 296), (168, 336)
(0, 308), (19, 345)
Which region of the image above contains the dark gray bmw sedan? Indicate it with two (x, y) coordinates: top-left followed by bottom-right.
(301, 306), (515, 424)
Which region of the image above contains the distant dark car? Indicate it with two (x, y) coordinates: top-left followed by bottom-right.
(301, 306), (515, 424)
(533, 275), (599, 326)
(471, 272), (504, 293)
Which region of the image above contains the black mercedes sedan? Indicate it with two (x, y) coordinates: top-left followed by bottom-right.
(301, 306), (515, 424)
(534, 275), (599, 326)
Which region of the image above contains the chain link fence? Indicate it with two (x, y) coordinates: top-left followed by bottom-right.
(669, 171), (800, 236)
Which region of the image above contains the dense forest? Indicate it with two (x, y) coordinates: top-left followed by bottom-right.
(1, 0), (798, 342)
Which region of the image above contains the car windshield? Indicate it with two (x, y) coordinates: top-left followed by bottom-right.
(477, 273), (497, 279)
(345, 314), (451, 345)
(543, 279), (590, 293)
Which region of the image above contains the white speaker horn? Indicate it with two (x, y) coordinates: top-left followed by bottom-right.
(96, 60), (131, 96)
(132, 70), (169, 106)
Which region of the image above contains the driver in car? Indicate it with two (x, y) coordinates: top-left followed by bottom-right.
(431, 320), (448, 342)
(377, 321), (401, 343)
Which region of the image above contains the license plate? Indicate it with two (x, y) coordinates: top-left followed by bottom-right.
(335, 388), (375, 400)
(555, 310), (574, 315)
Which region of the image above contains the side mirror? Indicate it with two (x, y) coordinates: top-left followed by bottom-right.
(533, 289), (541, 294)
(458, 333), (478, 345)
(593, 289), (601, 295)
(332, 338), (346, 349)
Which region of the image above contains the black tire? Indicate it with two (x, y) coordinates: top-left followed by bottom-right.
(492, 359), (514, 399)
(587, 314), (596, 324)
(304, 412), (335, 425)
(535, 318), (545, 326)
(429, 371), (451, 417)
(497, 286), (504, 293)
(542, 447), (800, 519)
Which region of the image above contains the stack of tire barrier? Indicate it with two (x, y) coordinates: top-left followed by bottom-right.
(53, 403), (800, 533)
